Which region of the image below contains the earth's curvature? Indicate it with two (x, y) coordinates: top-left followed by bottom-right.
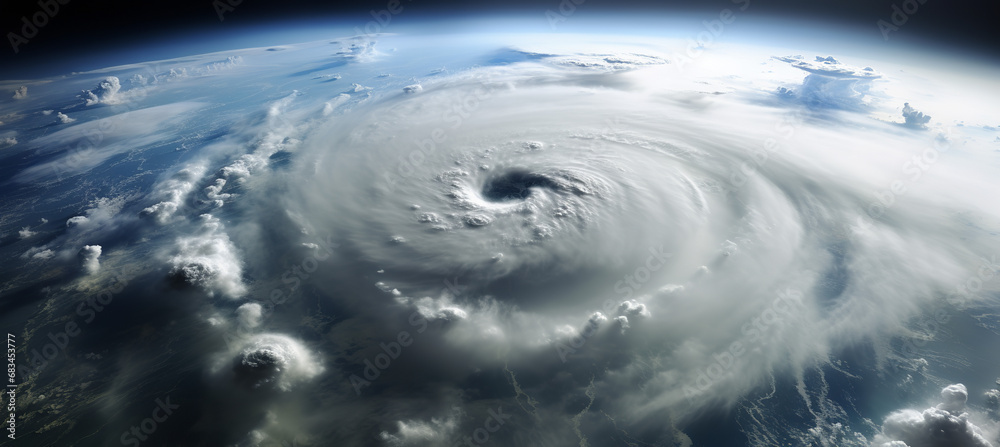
(1, 21), (999, 447)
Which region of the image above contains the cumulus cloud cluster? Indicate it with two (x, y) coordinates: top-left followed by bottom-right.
(902, 103), (932, 129)
(230, 334), (323, 391)
(877, 384), (995, 447)
(81, 76), (123, 105)
(333, 39), (377, 61)
(556, 52), (667, 70)
(204, 55), (244, 72)
(168, 214), (246, 299)
(12, 197), (123, 269)
(142, 165), (207, 223)
(236, 302), (263, 329)
(378, 408), (461, 446)
(18, 227), (35, 239)
(216, 92), (302, 182)
(79, 245), (102, 275)
(775, 55), (881, 109)
(66, 215), (89, 227)
(56, 112), (76, 124)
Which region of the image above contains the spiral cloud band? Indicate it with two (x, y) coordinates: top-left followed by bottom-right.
(268, 45), (1000, 445)
(5, 29), (1000, 447)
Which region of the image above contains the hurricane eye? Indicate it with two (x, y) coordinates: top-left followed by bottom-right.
(480, 170), (559, 202)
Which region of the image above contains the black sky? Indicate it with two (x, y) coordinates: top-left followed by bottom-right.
(1, 0), (998, 78)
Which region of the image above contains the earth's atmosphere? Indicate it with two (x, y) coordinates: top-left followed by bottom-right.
(1, 10), (1000, 447)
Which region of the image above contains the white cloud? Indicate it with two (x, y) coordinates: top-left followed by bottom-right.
(273, 53), (1000, 446)
(985, 389), (1000, 416)
(129, 73), (150, 86)
(203, 178), (229, 208)
(243, 430), (266, 446)
(142, 164), (207, 223)
(57, 112), (76, 124)
(66, 216), (90, 227)
(79, 245), (102, 275)
(333, 40), (376, 61)
(322, 94), (350, 116)
(313, 73), (342, 81)
(12, 197), (128, 269)
(0, 136), (16, 149)
(18, 227), (35, 239)
(167, 68), (188, 80)
(4, 35), (993, 446)
(16, 102), (205, 183)
(168, 214), (246, 299)
(12, 86), (27, 100)
(656, 284), (685, 296)
(230, 333), (323, 391)
(21, 247), (54, 261)
(212, 92), (303, 187)
(378, 408), (461, 446)
(614, 315), (630, 333)
(940, 383), (971, 412)
(203, 55), (244, 72)
(619, 299), (651, 318)
(81, 76), (122, 105)
(877, 384), (995, 447)
(64, 197), (123, 232)
(774, 55), (881, 110)
(401, 292), (471, 322)
(902, 103), (932, 129)
(589, 311), (608, 325)
(236, 302), (263, 329)
(557, 52), (668, 70)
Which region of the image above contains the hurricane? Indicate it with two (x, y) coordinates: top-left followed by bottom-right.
(2, 12), (999, 447)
